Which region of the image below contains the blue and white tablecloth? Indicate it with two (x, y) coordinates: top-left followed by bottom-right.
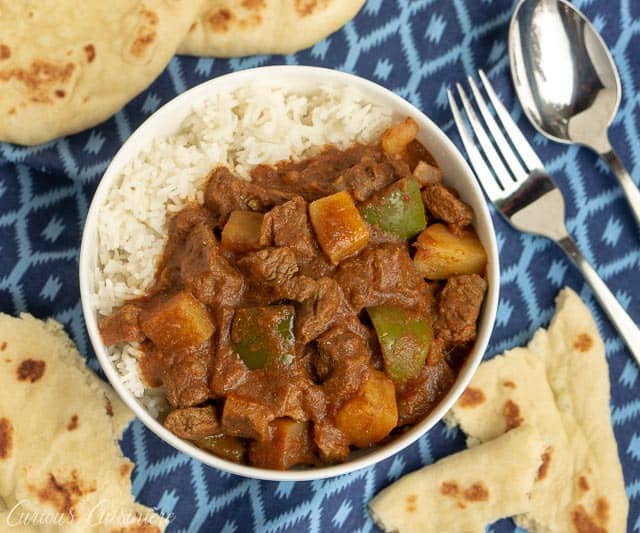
(1, 0), (638, 531)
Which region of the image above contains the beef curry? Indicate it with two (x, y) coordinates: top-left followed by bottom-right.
(100, 118), (488, 470)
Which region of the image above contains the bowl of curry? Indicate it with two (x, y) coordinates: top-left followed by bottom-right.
(80, 66), (500, 481)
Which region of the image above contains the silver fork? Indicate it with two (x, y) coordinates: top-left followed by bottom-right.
(449, 70), (640, 365)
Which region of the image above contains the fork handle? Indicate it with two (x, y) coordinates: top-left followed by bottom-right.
(599, 145), (640, 229)
(557, 235), (640, 366)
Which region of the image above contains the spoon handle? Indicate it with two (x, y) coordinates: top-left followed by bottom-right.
(557, 234), (640, 367)
(599, 143), (640, 228)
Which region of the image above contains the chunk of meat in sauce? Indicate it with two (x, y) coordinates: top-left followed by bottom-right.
(209, 308), (249, 397)
(237, 247), (298, 284)
(435, 274), (487, 344)
(421, 183), (474, 230)
(315, 326), (371, 416)
(396, 359), (456, 426)
(205, 166), (295, 226)
(336, 244), (425, 312)
(221, 393), (275, 441)
(163, 405), (220, 439)
(296, 277), (351, 343)
(260, 196), (316, 261)
(180, 222), (245, 307)
(313, 421), (350, 463)
(238, 247), (318, 304)
(99, 304), (144, 346)
(163, 342), (211, 408)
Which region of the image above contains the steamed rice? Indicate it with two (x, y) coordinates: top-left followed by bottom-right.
(94, 83), (392, 412)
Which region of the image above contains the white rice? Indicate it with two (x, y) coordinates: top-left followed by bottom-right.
(93, 83), (392, 415)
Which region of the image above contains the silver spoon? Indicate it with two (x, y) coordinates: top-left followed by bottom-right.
(509, 0), (640, 227)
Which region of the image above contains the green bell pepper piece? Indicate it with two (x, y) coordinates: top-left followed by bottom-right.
(368, 305), (432, 382)
(231, 305), (295, 370)
(359, 178), (426, 240)
(195, 435), (246, 463)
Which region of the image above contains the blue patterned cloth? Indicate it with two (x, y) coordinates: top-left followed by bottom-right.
(1, 0), (638, 531)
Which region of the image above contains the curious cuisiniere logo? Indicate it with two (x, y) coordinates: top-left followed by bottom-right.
(6, 499), (173, 529)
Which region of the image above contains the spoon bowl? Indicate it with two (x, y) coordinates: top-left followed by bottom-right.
(509, 0), (640, 226)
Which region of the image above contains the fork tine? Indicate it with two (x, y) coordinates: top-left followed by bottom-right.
(448, 89), (503, 201)
(467, 76), (529, 182)
(455, 83), (517, 192)
(478, 70), (544, 172)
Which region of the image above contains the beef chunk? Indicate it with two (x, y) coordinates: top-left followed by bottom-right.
(249, 419), (316, 470)
(296, 278), (343, 343)
(163, 343), (211, 408)
(339, 153), (398, 202)
(180, 222), (245, 307)
(238, 247), (317, 304)
(99, 304), (144, 346)
(204, 166), (295, 226)
(260, 196), (316, 262)
(396, 360), (456, 426)
(221, 393), (275, 441)
(421, 183), (474, 229)
(336, 244), (424, 311)
(163, 405), (220, 440)
(237, 247), (298, 284)
(209, 308), (248, 397)
(435, 274), (487, 344)
(316, 326), (371, 415)
(313, 422), (350, 463)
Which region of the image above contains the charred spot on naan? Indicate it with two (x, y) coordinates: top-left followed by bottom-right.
(440, 480), (490, 509)
(0, 418), (13, 459)
(67, 415), (79, 431)
(578, 475), (590, 492)
(0, 341), (6, 351)
(84, 44), (96, 63)
(126, 6), (159, 60)
(0, 45), (10, 60)
(405, 493), (417, 513)
(458, 386), (485, 407)
(31, 470), (96, 519)
(0, 60), (76, 105)
(464, 482), (489, 502)
(17, 358), (46, 383)
(296, 0), (323, 17)
(502, 399), (523, 430)
(536, 447), (553, 481)
(120, 461), (134, 479)
(503, 380), (516, 389)
(573, 333), (594, 353)
(571, 498), (610, 533)
(207, 8), (233, 32)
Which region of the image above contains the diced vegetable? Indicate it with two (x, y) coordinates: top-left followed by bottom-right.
(382, 117), (419, 156)
(195, 435), (246, 463)
(309, 191), (369, 265)
(413, 160), (443, 187)
(139, 291), (214, 352)
(231, 306), (295, 370)
(359, 178), (427, 240)
(249, 419), (315, 470)
(368, 305), (432, 382)
(221, 210), (264, 253)
(335, 369), (398, 448)
(414, 223), (487, 280)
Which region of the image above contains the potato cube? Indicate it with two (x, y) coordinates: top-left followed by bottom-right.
(221, 211), (264, 253)
(309, 191), (369, 265)
(139, 291), (214, 352)
(413, 160), (443, 186)
(414, 223), (487, 280)
(335, 369), (398, 448)
(249, 419), (315, 470)
(382, 117), (419, 157)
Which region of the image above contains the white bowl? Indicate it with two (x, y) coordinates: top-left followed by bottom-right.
(80, 66), (500, 481)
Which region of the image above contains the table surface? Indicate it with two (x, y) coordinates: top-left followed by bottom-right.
(1, 0), (638, 531)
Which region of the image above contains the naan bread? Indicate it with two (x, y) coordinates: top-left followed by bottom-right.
(0, 0), (202, 146)
(448, 288), (628, 533)
(370, 425), (545, 533)
(178, 0), (366, 57)
(0, 314), (166, 532)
